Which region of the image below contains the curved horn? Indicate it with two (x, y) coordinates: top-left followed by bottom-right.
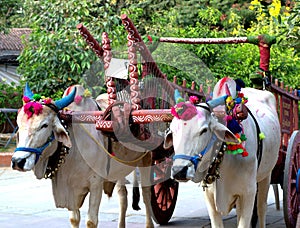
(207, 95), (228, 109)
(55, 87), (77, 110)
(24, 82), (34, 99)
(174, 89), (184, 104)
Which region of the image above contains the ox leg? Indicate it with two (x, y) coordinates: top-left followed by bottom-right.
(69, 209), (80, 228)
(235, 193), (256, 228)
(256, 176), (271, 228)
(86, 179), (103, 228)
(116, 180), (128, 228)
(140, 167), (154, 228)
(141, 186), (154, 228)
(203, 185), (224, 228)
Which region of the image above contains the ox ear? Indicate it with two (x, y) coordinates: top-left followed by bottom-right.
(211, 118), (239, 144)
(53, 118), (72, 148)
(163, 129), (173, 149)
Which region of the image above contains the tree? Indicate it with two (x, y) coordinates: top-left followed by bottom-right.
(18, 0), (126, 98)
(17, 0), (299, 97)
(0, 0), (26, 33)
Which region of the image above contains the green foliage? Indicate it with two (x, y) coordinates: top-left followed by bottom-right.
(0, 83), (23, 125)
(279, 2), (300, 56)
(14, 0), (299, 97)
(18, 0), (126, 98)
(0, 0), (26, 32)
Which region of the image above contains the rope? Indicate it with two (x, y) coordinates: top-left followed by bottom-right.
(79, 124), (150, 165)
(246, 107), (263, 169)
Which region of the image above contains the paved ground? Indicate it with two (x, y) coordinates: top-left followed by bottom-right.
(0, 167), (287, 227)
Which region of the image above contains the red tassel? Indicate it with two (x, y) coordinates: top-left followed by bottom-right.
(242, 150), (248, 157)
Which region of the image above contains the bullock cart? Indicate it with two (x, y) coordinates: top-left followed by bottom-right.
(60, 14), (299, 226)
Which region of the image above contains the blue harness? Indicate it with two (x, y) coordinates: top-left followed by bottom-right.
(173, 134), (217, 171)
(14, 133), (55, 164)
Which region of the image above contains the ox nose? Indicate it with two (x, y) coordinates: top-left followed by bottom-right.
(11, 157), (26, 171)
(172, 166), (188, 181)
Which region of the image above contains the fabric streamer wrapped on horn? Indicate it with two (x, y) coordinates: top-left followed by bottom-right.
(24, 82), (34, 100)
(207, 95), (228, 109)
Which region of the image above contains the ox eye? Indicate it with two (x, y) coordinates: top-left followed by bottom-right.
(41, 124), (48, 129)
(199, 128), (207, 136)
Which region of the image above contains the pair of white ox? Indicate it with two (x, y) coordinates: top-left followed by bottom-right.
(12, 77), (280, 228)
(11, 85), (156, 228)
(166, 77), (280, 228)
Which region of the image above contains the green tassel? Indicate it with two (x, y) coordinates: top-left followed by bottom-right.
(259, 132), (265, 140)
(33, 93), (41, 101)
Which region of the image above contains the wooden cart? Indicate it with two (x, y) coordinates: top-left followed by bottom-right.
(61, 14), (299, 226)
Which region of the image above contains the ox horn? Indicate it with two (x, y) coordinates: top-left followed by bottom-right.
(207, 95), (228, 109)
(174, 89), (184, 104)
(54, 87), (77, 110)
(24, 82), (34, 99)
(225, 84), (231, 96)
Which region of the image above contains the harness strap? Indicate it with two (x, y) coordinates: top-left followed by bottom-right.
(173, 134), (217, 171)
(14, 133), (55, 164)
(173, 154), (201, 170)
(246, 107), (263, 168)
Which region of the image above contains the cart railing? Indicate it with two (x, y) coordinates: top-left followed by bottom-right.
(270, 78), (300, 185)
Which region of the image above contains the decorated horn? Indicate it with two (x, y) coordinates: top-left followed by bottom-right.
(207, 95), (228, 109)
(174, 89), (184, 104)
(24, 82), (34, 99)
(225, 84), (231, 96)
(54, 87), (77, 110)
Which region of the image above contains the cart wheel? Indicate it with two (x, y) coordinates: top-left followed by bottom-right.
(283, 130), (300, 228)
(150, 158), (179, 225)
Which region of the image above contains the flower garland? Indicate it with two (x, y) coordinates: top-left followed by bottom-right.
(22, 93), (53, 119)
(225, 92), (249, 157)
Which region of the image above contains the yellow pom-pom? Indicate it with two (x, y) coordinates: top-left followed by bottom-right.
(259, 132), (265, 140)
(84, 89), (92, 97)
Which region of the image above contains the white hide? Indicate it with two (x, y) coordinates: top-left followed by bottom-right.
(169, 78), (280, 228)
(12, 85), (154, 228)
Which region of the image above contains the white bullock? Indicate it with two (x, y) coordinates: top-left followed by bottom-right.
(11, 84), (154, 228)
(164, 77), (280, 228)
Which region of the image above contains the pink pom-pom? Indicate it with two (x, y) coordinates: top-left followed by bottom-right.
(74, 95), (82, 104)
(32, 102), (43, 115)
(43, 98), (52, 105)
(23, 96), (31, 103)
(189, 96), (199, 104)
(171, 106), (179, 119)
(225, 115), (232, 121)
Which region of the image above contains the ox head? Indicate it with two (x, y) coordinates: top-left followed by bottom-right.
(11, 83), (76, 177)
(165, 89), (239, 182)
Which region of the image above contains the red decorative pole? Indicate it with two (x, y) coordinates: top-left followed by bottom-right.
(159, 34), (276, 88)
(76, 24), (104, 60)
(127, 31), (141, 110)
(159, 37), (249, 44)
(121, 14), (175, 98)
(102, 32), (116, 105)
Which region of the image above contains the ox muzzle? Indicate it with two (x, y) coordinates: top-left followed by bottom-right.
(12, 133), (55, 171)
(171, 155), (200, 182)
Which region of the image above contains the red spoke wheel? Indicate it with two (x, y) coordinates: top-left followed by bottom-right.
(150, 158), (179, 225)
(283, 130), (300, 228)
